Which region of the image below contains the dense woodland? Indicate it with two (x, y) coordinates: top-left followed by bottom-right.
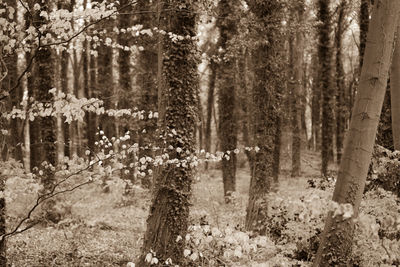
(0, 0), (399, 266)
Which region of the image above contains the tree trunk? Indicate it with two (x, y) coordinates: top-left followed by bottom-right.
(318, 0), (334, 176)
(0, 174), (5, 266)
(392, 23), (400, 151)
(5, 0), (22, 162)
(216, 0), (238, 201)
(245, 0), (285, 233)
(136, 0), (158, 187)
(290, 1), (305, 178)
(138, 1), (198, 265)
(335, 0), (347, 163)
(35, 2), (56, 189)
(311, 54), (321, 151)
(237, 50), (254, 169)
(205, 61), (216, 170)
(26, 11), (40, 170)
(93, 0), (114, 140)
(71, 49), (81, 157)
(60, 49), (70, 157)
(313, 1), (400, 265)
(359, 0), (370, 72)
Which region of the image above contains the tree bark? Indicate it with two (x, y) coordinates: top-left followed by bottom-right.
(318, 0), (334, 176)
(335, 0), (347, 163)
(311, 53), (321, 151)
(392, 23), (400, 151)
(138, 0), (198, 265)
(216, 0), (238, 200)
(359, 0), (370, 72)
(35, 1), (56, 188)
(0, 173), (5, 266)
(60, 48), (70, 157)
(313, 1), (400, 265)
(4, 0), (23, 162)
(245, 0), (285, 233)
(205, 61), (216, 170)
(135, 0), (158, 187)
(290, 1), (305, 178)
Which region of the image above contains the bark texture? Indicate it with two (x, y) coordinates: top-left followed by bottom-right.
(392, 23), (400, 151)
(216, 0), (238, 200)
(290, 1), (305, 177)
(205, 61), (216, 169)
(136, 0), (158, 187)
(138, 0), (198, 265)
(318, 0), (334, 176)
(313, 1), (400, 265)
(311, 54), (321, 151)
(245, 0), (285, 233)
(335, 0), (347, 163)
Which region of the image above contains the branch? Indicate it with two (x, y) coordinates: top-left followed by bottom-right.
(0, 139), (139, 241)
(0, 0), (137, 103)
(41, 1), (137, 48)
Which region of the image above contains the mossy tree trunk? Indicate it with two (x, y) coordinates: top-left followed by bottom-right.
(318, 0), (334, 176)
(245, 0), (285, 233)
(138, 0), (198, 265)
(216, 0), (238, 200)
(313, 1), (400, 265)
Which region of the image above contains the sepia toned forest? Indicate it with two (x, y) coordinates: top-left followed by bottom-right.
(0, 0), (399, 266)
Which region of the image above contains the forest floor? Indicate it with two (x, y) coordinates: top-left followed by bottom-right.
(8, 148), (397, 267)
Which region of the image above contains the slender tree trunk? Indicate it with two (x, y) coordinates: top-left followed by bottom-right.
(138, 1), (198, 265)
(55, 53), (64, 164)
(93, 0), (114, 140)
(26, 11), (40, 170)
(88, 51), (97, 154)
(313, 1), (400, 265)
(205, 61), (216, 169)
(359, 0), (370, 72)
(0, 172), (5, 266)
(60, 49), (70, 157)
(35, 2), (56, 188)
(5, 0), (22, 162)
(135, 0), (158, 187)
(318, 0), (334, 176)
(335, 0), (347, 163)
(216, 0), (238, 200)
(311, 54), (321, 151)
(71, 49), (81, 157)
(391, 23), (400, 151)
(245, 0), (285, 233)
(0, 31), (7, 267)
(237, 51), (254, 169)
(290, 1), (305, 177)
